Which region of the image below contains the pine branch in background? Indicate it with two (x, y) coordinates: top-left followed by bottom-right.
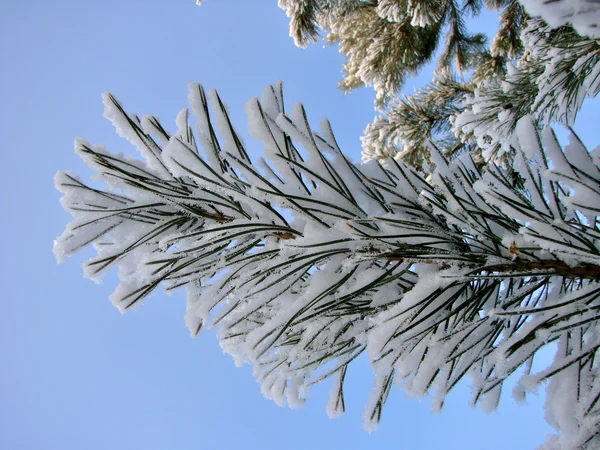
(454, 19), (600, 163)
(279, 0), (490, 104)
(325, 1), (442, 105)
(277, 0), (362, 47)
(275, 1), (600, 170)
(57, 83), (600, 448)
(519, 0), (600, 39)
(490, 0), (526, 58)
(277, 0), (323, 47)
(361, 75), (477, 167)
(276, 0), (527, 165)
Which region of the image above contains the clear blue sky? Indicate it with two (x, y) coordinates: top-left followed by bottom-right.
(6, 1), (599, 449)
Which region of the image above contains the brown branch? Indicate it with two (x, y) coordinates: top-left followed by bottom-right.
(483, 259), (600, 280)
(267, 232), (297, 240)
(379, 251), (600, 280)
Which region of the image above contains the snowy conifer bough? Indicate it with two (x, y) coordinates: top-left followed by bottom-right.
(275, 1), (600, 170)
(56, 82), (599, 448)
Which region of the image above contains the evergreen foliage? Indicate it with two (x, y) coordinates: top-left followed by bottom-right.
(454, 19), (600, 162)
(56, 81), (600, 449)
(278, 0), (600, 167)
(279, 0), (490, 105)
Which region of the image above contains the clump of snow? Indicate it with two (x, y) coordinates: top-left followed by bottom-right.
(520, 0), (600, 38)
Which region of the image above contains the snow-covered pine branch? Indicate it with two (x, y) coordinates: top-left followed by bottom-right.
(361, 75), (477, 167)
(278, 0), (488, 104)
(519, 0), (600, 39)
(287, 0), (599, 169)
(453, 18), (600, 163)
(56, 83), (600, 448)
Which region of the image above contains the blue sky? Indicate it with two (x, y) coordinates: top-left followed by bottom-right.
(5, 1), (598, 449)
